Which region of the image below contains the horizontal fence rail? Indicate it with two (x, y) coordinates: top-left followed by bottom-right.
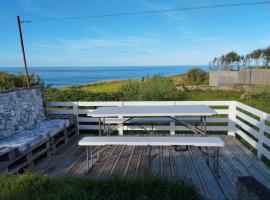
(47, 101), (270, 163)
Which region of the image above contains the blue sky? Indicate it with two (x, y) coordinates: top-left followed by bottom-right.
(1, 0), (270, 67)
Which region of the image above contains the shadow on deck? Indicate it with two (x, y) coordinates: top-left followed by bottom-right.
(35, 135), (270, 200)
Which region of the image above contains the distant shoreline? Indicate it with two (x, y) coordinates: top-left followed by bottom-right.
(0, 66), (209, 87)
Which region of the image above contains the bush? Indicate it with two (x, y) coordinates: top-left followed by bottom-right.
(45, 87), (122, 101)
(119, 74), (183, 101)
(0, 71), (43, 91)
(184, 68), (208, 85)
(119, 81), (141, 101)
(0, 173), (202, 200)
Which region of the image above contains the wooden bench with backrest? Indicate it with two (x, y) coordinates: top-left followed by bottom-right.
(0, 87), (77, 173)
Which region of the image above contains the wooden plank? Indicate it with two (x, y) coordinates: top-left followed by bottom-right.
(125, 146), (142, 177)
(43, 143), (81, 174)
(69, 146), (102, 176)
(171, 149), (189, 180)
(110, 146), (125, 176)
(113, 146), (133, 176)
(96, 146), (118, 178)
(135, 146), (144, 176)
(232, 136), (270, 178)
(123, 146), (135, 176)
(99, 146), (123, 178)
(219, 142), (249, 177)
(190, 146), (229, 200)
(35, 138), (78, 171)
(149, 146), (161, 176)
(162, 146), (172, 177)
(50, 146), (84, 176)
(58, 146), (91, 175)
(85, 146), (113, 177)
(181, 147), (209, 199)
(225, 137), (270, 190)
(138, 146), (150, 176)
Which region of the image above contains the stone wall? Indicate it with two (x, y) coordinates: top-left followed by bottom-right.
(209, 69), (270, 87)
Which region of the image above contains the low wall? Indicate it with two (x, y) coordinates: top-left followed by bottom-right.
(209, 69), (270, 87)
(209, 71), (239, 87)
(238, 69), (270, 85)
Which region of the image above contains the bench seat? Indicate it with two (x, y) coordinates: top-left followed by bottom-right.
(0, 119), (70, 156)
(79, 136), (225, 147)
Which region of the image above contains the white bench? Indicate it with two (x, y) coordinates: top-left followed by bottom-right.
(79, 136), (224, 176)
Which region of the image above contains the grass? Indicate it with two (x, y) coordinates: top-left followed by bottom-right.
(0, 173), (202, 200)
(59, 81), (270, 113)
(61, 73), (189, 93)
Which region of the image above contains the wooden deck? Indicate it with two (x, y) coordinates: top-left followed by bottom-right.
(35, 135), (270, 200)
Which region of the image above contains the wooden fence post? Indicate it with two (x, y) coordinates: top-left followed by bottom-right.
(228, 101), (237, 136)
(73, 102), (79, 134)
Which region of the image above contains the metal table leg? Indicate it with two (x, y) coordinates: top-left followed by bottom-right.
(98, 117), (101, 136)
(103, 117), (106, 135)
(203, 116), (207, 136)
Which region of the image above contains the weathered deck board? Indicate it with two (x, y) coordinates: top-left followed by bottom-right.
(35, 136), (270, 200)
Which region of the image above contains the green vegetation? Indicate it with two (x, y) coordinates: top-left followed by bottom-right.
(0, 71), (42, 91)
(119, 74), (181, 100)
(170, 67), (208, 86)
(46, 79), (270, 113)
(0, 173), (202, 200)
(210, 46), (270, 71)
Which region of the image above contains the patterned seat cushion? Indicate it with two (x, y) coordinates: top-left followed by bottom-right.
(0, 88), (46, 140)
(0, 119), (70, 156)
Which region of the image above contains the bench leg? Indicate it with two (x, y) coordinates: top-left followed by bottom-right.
(86, 146), (89, 170)
(148, 146), (152, 173)
(214, 147), (220, 177)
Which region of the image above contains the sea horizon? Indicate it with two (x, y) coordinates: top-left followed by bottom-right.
(0, 65), (209, 87)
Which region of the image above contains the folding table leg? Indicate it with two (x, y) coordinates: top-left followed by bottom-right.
(103, 117), (106, 135)
(203, 116), (207, 136)
(98, 118), (101, 136)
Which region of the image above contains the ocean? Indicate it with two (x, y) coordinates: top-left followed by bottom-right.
(0, 66), (208, 87)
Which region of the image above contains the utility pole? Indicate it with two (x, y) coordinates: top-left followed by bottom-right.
(17, 16), (30, 87)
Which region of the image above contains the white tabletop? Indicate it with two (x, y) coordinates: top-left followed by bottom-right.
(88, 105), (216, 117)
(79, 136), (224, 147)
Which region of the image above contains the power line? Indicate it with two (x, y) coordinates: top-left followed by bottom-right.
(21, 0), (270, 23)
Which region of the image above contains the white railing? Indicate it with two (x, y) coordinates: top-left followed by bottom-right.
(46, 101), (270, 162)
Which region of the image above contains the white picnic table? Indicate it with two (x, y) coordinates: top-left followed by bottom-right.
(88, 105), (217, 135)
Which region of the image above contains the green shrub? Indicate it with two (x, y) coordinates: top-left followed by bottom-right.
(119, 74), (183, 101)
(0, 71), (42, 91)
(184, 68), (208, 85)
(45, 87), (122, 101)
(119, 81), (140, 100)
(0, 173), (202, 200)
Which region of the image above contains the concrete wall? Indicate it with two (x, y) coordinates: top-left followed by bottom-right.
(209, 71), (239, 87)
(209, 69), (270, 87)
(238, 69), (270, 85)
